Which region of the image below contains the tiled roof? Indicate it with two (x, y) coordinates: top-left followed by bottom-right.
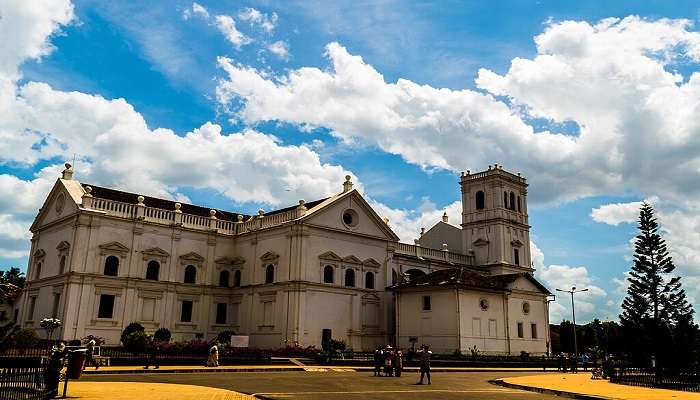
(390, 267), (550, 294)
(82, 183), (328, 222)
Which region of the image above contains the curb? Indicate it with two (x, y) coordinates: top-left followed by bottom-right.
(82, 366), (306, 375)
(489, 379), (611, 400)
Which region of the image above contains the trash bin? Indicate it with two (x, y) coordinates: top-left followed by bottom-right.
(66, 349), (87, 379)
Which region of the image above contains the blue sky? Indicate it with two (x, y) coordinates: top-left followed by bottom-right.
(3, 0), (700, 323)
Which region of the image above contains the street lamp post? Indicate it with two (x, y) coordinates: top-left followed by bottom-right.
(555, 287), (588, 362)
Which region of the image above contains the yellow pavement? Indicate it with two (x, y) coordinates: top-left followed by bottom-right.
(67, 381), (253, 400)
(84, 364), (303, 372)
(503, 373), (700, 400)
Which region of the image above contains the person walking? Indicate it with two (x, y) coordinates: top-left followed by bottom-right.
(206, 342), (219, 367)
(144, 337), (160, 370)
(393, 349), (403, 377)
(417, 345), (432, 385)
(85, 337), (99, 370)
(45, 341), (67, 398)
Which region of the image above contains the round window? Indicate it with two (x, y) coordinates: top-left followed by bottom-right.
(342, 209), (359, 227)
(479, 298), (489, 311)
(522, 302), (531, 314)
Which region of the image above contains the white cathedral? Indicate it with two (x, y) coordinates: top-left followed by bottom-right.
(15, 163), (551, 354)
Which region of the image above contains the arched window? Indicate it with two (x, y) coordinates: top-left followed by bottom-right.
(392, 269), (398, 285)
(509, 192), (516, 210)
(233, 270), (241, 287)
(265, 264), (275, 284)
(146, 260), (160, 280)
(104, 256), (119, 276)
(406, 268), (426, 281)
(59, 256), (66, 274)
(323, 265), (334, 284)
(517, 196), (522, 213)
(36, 262), (42, 280)
(184, 265), (197, 284)
(475, 191), (485, 210)
(365, 271), (374, 289)
(504, 191), (508, 208)
(219, 270), (230, 287)
(345, 269), (355, 287)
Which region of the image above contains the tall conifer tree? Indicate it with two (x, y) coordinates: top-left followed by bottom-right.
(620, 203), (694, 367)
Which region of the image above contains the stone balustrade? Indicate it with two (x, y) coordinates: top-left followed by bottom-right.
(394, 242), (473, 266)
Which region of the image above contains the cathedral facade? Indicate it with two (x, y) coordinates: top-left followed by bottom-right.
(15, 163), (551, 354)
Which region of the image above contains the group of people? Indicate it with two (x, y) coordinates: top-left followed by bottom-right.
(373, 344), (433, 385)
(373, 345), (404, 377)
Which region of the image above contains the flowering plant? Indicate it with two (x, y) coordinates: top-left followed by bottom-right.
(40, 318), (62, 330)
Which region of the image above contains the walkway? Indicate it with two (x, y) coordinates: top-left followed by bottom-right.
(66, 381), (254, 400)
(498, 373), (700, 399)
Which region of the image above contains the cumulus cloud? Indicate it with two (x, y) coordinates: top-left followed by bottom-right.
(537, 264), (607, 322)
(184, 3), (251, 49)
(369, 199), (461, 243)
(238, 8), (277, 33)
(591, 200), (645, 225)
(267, 40), (290, 61)
(215, 18), (700, 208)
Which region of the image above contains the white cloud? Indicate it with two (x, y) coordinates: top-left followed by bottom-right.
(369, 199), (461, 243)
(215, 18), (700, 208)
(238, 8), (277, 33)
(214, 15), (252, 49)
(591, 200), (644, 225)
(267, 40), (290, 61)
(184, 3), (251, 49)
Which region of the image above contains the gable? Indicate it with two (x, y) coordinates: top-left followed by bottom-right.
(418, 221), (462, 252)
(30, 179), (83, 232)
(141, 247), (170, 259)
(301, 190), (399, 241)
(99, 241), (130, 254)
(179, 252), (205, 263)
(215, 256), (245, 266)
(318, 251), (342, 262)
(507, 275), (551, 294)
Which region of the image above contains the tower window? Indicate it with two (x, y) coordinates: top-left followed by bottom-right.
(265, 264), (275, 284)
(180, 300), (193, 322)
(59, 256), (66, 274)
(35, 262), (42, 280)
(234, 270), (241, 287)
(323, 265), (334, 284)
(510, 192), (516, 210)
(146, 261), (160, 280)
(104, 256), (119, 276)
(219, 270), (230, 287)
(475, 191), (485, 210)
(517, 196), (522, 213)
(344, 269), (355, 287)
(517, 322), (524, 338)
(365, 271), (374, 289)
(514, 248), (520, 265)
(184, 265), (197, 284)
(504, 191), (508, 208)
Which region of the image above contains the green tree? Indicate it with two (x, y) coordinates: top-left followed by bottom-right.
(620, 203), (695, 369)
(0, 267), (25, 304)
(123, 331), (150, 355)
(153, 327), (172, 343)
(120, 322), (145, 345)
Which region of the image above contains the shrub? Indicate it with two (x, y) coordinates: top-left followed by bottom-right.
(120, 322), (144, 345)
(329, 339), (346, 353)
(123, 331), (150, 354)
(153, 328), (171, 343)
(14, 328), (39, 349)
(83, 334), (106, 346)
(217, 330), (236, 345)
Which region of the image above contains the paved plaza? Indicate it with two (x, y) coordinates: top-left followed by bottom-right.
(82, 370), (560, 399)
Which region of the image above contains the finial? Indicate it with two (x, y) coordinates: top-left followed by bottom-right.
(383, 217), (390, 225)
(209, 209), (217, 219)
(488, 165), (492, 170)
(442, 243), (449, 251)
(83, 186), (93, 197)
(343, 175), (354, 193)
(174, 203), (182, 213)
(297, 199), (307, 211)
(137, 196), (145, 205)
(61, 162), (73, 180)
(466, 169), (470, 175)
(237, 215), (244, 222)
(442, 211), (448, 223)
(258, 208), (265, 216)
(420, 227), (425, 236)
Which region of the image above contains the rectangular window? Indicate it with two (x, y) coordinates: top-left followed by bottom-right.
(98, 294), (115, 319)
(181, 300), (193, 322)
(262, 301), (274, 326)
(517, 322), (524, 338)
(51, 293), (61, 318)
(28, 296), (36, 321)
(488, 319), (497, 337)
(422, 295), (431, 311)
(531, 323), (538, 339)
(216, 303), (227, 324)
(514, 249), (520, 265)
(141, 298), (155, 321)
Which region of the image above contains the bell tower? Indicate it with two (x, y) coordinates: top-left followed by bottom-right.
(460, 164), (532, 275)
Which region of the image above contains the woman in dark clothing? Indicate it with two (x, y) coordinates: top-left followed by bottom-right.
(373, 346), (383, 376)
